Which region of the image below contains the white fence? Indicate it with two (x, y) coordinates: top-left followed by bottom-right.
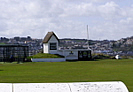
(31, 58), (66, 62)
(0, 82), (129, 92)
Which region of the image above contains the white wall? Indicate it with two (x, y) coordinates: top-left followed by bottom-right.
(43, 35), (59, 54)
(57, 49), (90, 60)
(0, 82), (129, 92)
(43, 43), (48, 53)
(31, 58), (66, 62)
(0, 83), (12, 92)
(60, 49), (78, 60)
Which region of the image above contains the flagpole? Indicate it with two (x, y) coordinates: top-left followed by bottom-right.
(87, 25), (90, 49)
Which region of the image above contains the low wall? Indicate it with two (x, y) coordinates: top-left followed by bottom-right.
(31, 58), (66, 62)
(0, 82), (129, 92)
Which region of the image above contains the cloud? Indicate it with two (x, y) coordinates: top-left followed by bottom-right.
(0, 0), (132, 40)
(98, 2), (122, 19)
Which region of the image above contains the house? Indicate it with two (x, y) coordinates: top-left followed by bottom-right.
(43, 32), (59, 54)
(42, 31), (92, 61)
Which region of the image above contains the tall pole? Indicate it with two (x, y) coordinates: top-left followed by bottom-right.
(87, 25), (90, 49)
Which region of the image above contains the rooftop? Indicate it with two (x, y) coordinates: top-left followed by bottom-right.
(43, 32), (59, 43)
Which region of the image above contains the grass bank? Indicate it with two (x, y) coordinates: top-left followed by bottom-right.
(27, 53), (64, 59)
(0, 59), (132, 91)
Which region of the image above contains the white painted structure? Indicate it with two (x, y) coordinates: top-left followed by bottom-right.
(0, 82), (129, 92)
(42, 32), (91, 61)
(43, 32), (59, 54)
(57, 49), (91, 60)
(31, 58), (65, 62)
(0, 83), (12, 92)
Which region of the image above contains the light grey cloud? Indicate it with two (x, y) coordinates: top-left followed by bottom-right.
(98, 2), (123, 19)
(0, 0), (133, 40)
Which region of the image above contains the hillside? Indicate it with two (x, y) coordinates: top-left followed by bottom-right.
(0, 36), (132, 56)
(59, 36), (133, 56)
(112, 36), (133, 52)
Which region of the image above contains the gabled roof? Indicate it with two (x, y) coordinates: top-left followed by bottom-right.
(43, 32), (59, 43)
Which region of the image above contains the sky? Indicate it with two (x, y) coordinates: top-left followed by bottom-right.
(0, 0), (133, 40)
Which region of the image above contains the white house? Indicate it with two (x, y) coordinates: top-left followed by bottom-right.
(43, 32), (92, 61)
(43, 32), (59, 54)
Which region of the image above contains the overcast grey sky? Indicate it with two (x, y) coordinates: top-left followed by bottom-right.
(0, 0), (133, 40)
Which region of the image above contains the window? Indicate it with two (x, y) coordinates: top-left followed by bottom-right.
(50, 43), (57, 50)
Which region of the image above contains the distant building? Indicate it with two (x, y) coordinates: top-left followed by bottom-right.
(42, 32), (92, 61)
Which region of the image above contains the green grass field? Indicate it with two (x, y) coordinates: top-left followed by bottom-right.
(0, 59), (133, 91)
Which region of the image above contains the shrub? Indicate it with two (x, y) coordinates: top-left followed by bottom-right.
(92, 53), (112, 59)
(121, 56), (133, 59)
